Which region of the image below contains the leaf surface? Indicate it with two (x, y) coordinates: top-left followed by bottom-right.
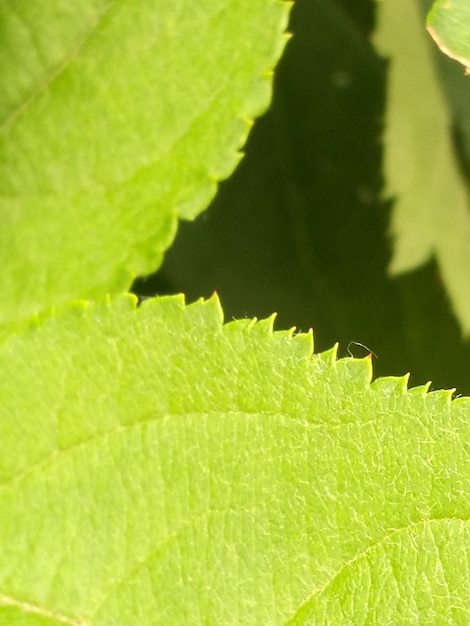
(1, 295), (470, 623)
(0, 0), (289, 326)
(428, 0), (470, 73)
(374, 0), (470, 335)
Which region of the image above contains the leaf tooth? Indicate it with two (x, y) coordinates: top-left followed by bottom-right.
(291, 327), (314, 357)
(426, 388), (456, 407)
(371, 374), (410, 396)
(335, 353), (373, 389)
(408, 382), (432, 398)
(316, 342), (338, 368)
(253, 314), (277, 335)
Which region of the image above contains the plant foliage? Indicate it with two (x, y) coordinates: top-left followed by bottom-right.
(2, 295), (470, 623)
(428, 0), (470, 73)
(0, 0), (289, 326)
(2, 0), (470, 623)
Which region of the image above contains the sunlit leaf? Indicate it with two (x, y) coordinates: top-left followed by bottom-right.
(1, 295), (470, 623)
(0, 0), (289, 326)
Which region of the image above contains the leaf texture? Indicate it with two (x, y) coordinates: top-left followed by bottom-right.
(1, 295), (470, 624)
(0, 0), (290, 326)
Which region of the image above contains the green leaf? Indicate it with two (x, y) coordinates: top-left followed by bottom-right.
(0, 0), (290, 326)
(148, 0), (414, 381)
(373, 0), (470, 335)
(147, 0), (470, 394)
(2, 294), (470, 623)
(428, 0), (470, 73)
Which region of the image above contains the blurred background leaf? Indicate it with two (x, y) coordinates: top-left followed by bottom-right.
(134, 0), (470, 394)
(375, 0), (470, 337)
(428, 0), (470, 73)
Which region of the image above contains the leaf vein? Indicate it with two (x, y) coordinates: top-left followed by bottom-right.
(0, 591), (85, 625)
(283, 517), (470, 624)
(0, 0), (117, 133)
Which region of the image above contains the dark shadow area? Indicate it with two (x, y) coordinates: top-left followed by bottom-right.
(133, 0), (470, 394)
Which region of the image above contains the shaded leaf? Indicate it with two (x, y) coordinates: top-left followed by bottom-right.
(428, 0), (470, 73)
(374, 0), (470, 335)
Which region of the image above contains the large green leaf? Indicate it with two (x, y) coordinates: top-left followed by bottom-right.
(2, 294), (470, 623)
(428, 0), (470, 73)
(0, 0), (289, 326)
(374, 0), (470, 335)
